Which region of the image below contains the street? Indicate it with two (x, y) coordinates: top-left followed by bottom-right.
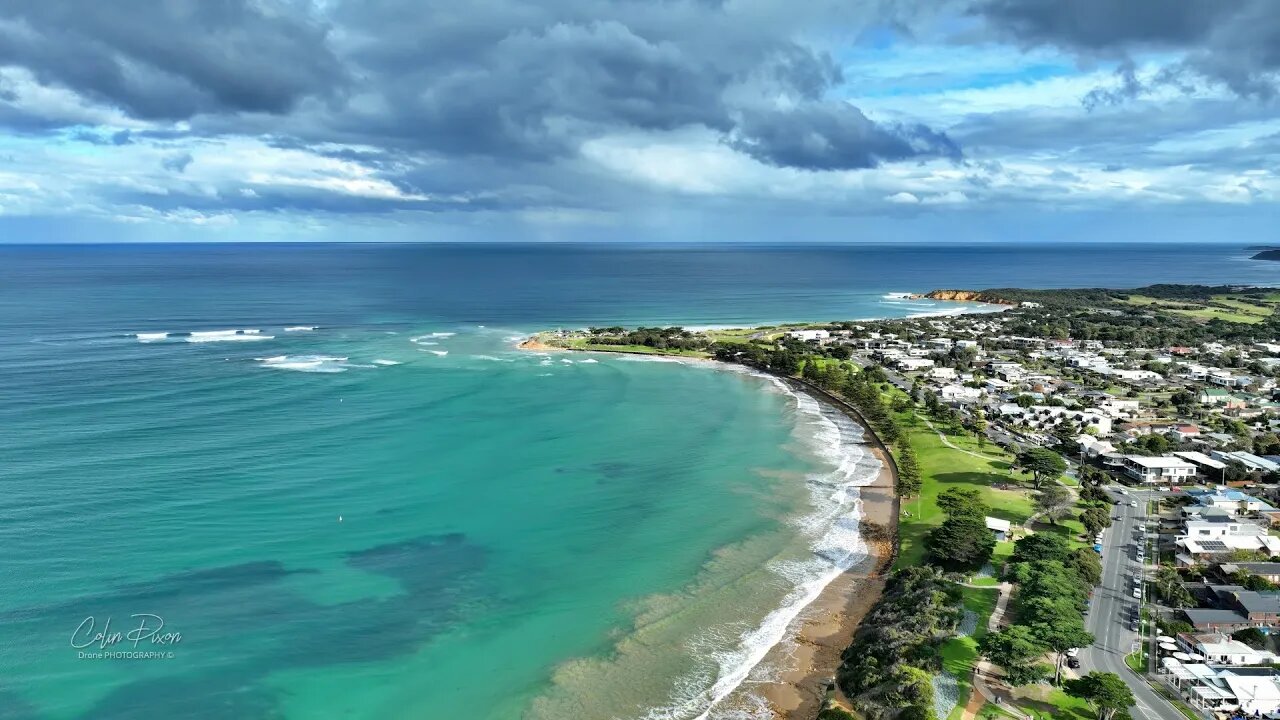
(1080, 488), (1184, 720)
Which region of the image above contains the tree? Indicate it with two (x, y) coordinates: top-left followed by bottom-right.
(925, 514), (996, 572)
(1034, 617), (1095, 685)
(1233, 627), (1268, 650)
(1017, 448), (1067, 489)
(1035, 484), (1073, 525)
(1066, 548), (1103, 588)
(1010, 533), (1069, 564)
(973, 408), (988, 448)
(1153, 566), (1192, 608)
(1064, 672), (1135, 720)
(936, 487), (987, 518)
(897, 443), (923, 497)
(1080, 505), (1112, 538)
(980, 626), (1051, 686)
(1139, 433), (1169, 455)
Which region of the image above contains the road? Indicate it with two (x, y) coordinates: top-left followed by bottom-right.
(1080, 488), (1184, 720)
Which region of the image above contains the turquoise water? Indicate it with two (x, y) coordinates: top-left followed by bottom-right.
(1, 242), (1273, 720)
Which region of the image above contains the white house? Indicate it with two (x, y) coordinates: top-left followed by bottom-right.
(1178, 633), (1279, 665)
(1120, 455), (1197, 484)
(1172, 451), (1228, 478)
(940, 384), (982, 404)
(787, 329), (829, 342)
(895, 357), (935, 372)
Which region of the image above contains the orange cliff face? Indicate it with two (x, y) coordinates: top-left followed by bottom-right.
(913, 289), (1016, 305)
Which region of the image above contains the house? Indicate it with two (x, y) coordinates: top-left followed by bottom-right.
(787, 329), (829, 343)
(1176, 526), (1280, 567)
(1120, 455), (1197, 484)
(1178, 633), (1279, 665)
(1212, 451), (1280, 474)
(1222, 563), (1280, 583)
(940, 384), (982, 404)
(996, 405), (1113, 435)
(1077, 435), (1117, 458)
(1171, 424), (1202, 442)
(1183, 489), (1272, 516)
(1160, 662), (1280, 716)
(929, 367), (958, 381)
(1172, 451), (1228, 479)
(895, 357), (935, 372)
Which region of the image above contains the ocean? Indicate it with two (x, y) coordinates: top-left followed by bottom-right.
(1, 242), (1274, 720)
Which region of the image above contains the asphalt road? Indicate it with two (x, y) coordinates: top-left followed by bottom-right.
(1080, 489), (1184, 720)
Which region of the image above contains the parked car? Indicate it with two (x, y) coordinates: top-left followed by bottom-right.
(1067, 657), (1081, 669)
(1066, 648), (1080, 657)
(1133, 588), (1141, 598)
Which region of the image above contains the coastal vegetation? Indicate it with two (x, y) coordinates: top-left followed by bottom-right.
(836, 566), (964, 720)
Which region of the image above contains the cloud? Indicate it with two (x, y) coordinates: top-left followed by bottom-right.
(0, 0), (344, 118)
(969, 0), (1280, 98)
(161, 152), (193, 173)
(728, 102), (961, 170)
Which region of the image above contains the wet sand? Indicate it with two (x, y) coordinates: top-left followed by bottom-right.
(729, 443), (897, 719)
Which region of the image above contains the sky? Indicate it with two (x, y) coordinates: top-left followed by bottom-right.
(0, 0), (1278, 243)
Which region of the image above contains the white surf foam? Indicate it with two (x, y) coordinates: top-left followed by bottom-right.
(643, 380), (881, 720)
(187, 329), (273, 342)
(883, 291), (914, 299)
(257, 354), (350, 373)
(578, 358), (599, 364)
(134, 332), (168, 343)
(283, 326), (317, 332)
(471, 354), (513, 362)
(427, 350), (448, 357)
(372, 359), (402, 366)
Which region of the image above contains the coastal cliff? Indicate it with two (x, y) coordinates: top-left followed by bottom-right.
(914, 289), (1017, 305)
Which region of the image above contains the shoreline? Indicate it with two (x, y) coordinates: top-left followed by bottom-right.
(744, 379), (898, 720)
(517, 336), (900, 720)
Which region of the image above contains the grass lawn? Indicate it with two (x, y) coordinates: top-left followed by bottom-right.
(1121, 294), (1271, 324)
(1015, 688), (1095, 720)
(892, 398), (1034, 568)
(942, 586), (1002, 720)
(565, 340), (710, 357)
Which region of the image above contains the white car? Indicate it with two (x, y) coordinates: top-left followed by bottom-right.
(1133, 588), (1142, 598)
(1129, 500), (1138, 507)
(1066, 648), (1080, 658)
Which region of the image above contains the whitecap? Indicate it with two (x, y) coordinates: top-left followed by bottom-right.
(578, 358), (599, 364)
(372, 359), (402, 366)
(257, 354), (350, 373)
(427, 350), (448, 357)
(559, 358), (574, 364)
(134, 332), (168, 343)
(187, 329), (274, 342)
(284, 326), (317, 332)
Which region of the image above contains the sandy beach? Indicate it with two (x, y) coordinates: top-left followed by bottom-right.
(723, 439), (897, 719)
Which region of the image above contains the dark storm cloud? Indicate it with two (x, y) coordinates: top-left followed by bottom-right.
(0, 0), (344, 119)
(970, 0), (1280, 98)
(0, 0), (955, 172)
(729, 102), (961, 170)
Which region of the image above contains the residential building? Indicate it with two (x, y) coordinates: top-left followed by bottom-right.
(1120, 455), (1197, 484)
